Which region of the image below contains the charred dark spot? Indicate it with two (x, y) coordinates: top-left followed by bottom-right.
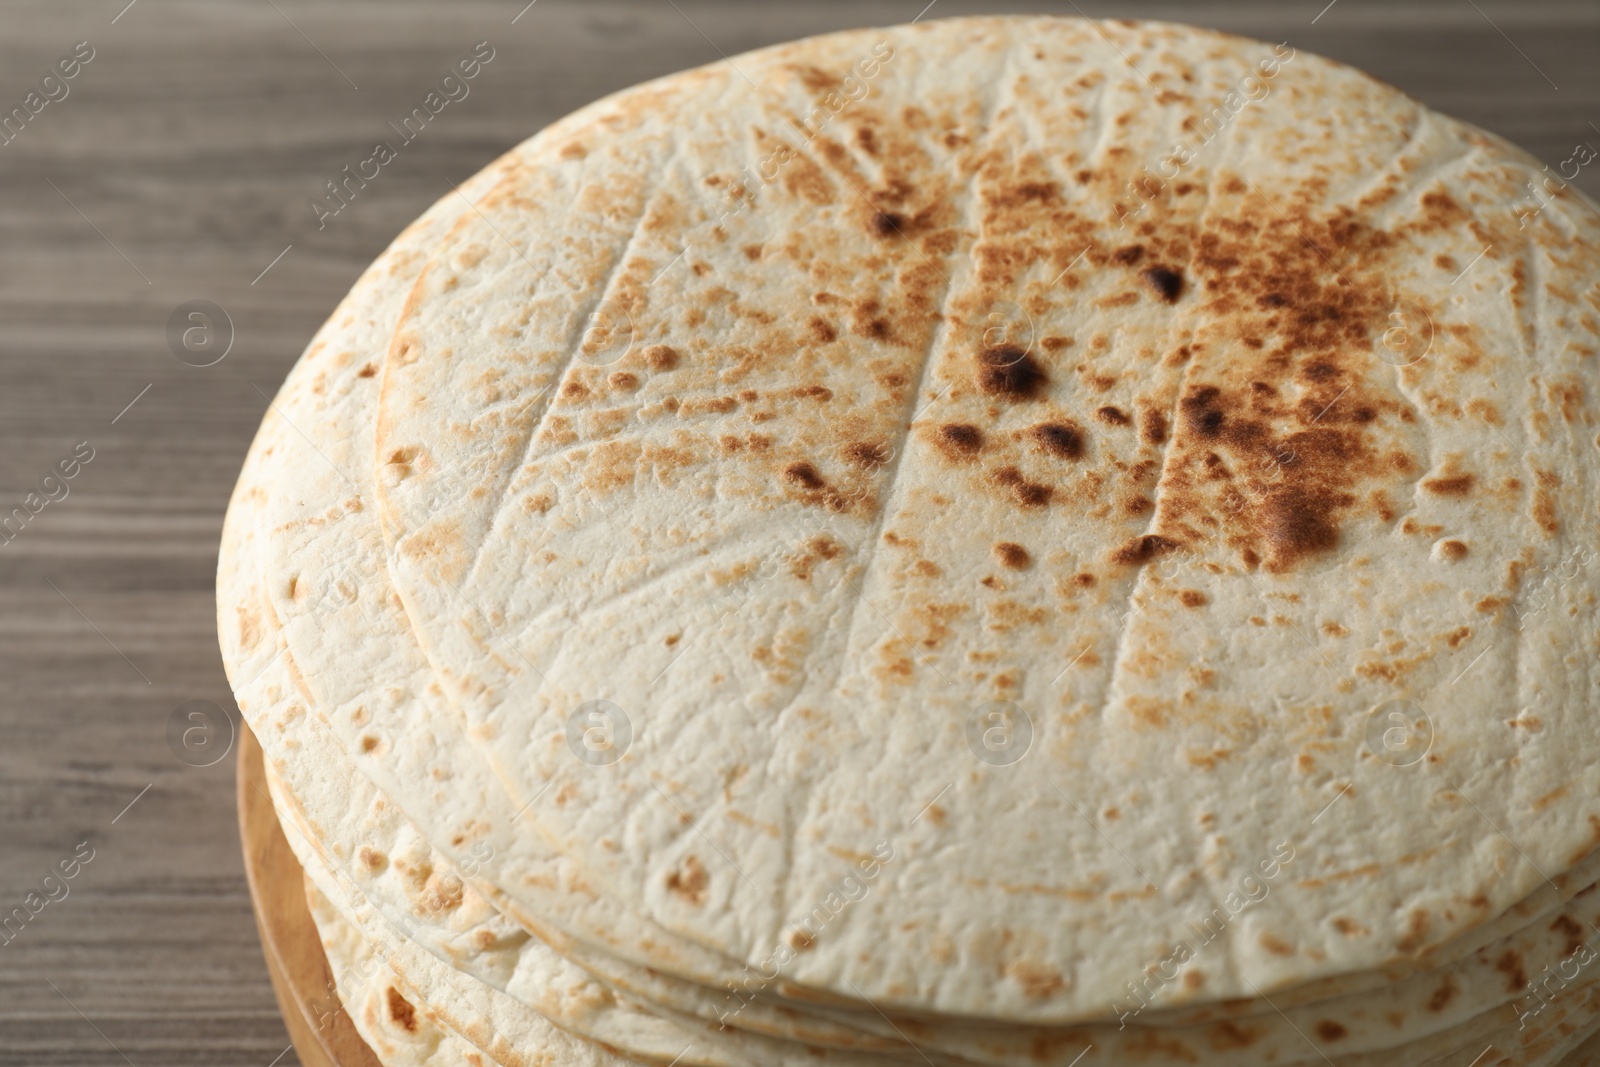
(871, 211), (906, 237)
(809, 317), (837, 343)
(782, 462), (826, 490)
(1303, 360), (1340, 382)
(1111, 534), (1179, 566)
(936, 423), (984, 459)
(1112, 244), (1145, 266)
(1143, 266), (1184, 303)
(1352, 406), (1376, 423)
(386, 987), (419, 1033)
(843, 442), (889, 468)
(1029, 422), (1083, 459)
(978, 347), (1047, 400)
(994, 542), (1031, 569)
(1260, 292), (1288, 308)
(1095, 406), (1131, 426)
(1181, 388), (1226, 438)
(1259, 490), (1339, 565)
(1315, 1021), (1348, 1043)
(991, 466), (1052, 508)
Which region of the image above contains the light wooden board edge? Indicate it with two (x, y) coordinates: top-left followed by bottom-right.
(238, 723), (383, 1067)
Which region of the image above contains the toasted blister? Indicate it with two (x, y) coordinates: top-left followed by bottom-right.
(218, 10), (1600, 1060)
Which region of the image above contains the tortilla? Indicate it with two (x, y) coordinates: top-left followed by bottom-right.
(306, 874), (487, 1067)
(372, 13), (1600, 1023)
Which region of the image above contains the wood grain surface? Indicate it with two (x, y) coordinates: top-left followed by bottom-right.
(237, 727), (382, 1067)
(0, 2), (1594, 1064)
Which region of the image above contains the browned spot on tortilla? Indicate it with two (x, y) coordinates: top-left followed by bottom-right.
(990, 466), (1051, 507)
(1111, 534), (1179, 566)
(1258, 491), (1340, 564)
(1112, 244), (1144, 266)
(644, 345), (680, 371)
(978, 347), (1047, 400)
(1427, 975), (1458, 1012)
(843, 442), (889, 468)
(809, 317), (837, 343)
(1095, 406), (1131, 426)
(1496, 948), (1526, 993)
(386, 987), (419, 1033)
(789, 929), (816, 951)
(871, 211), (906, 237)
(358, 846), (387, 872)
(1029, 422), (1083, 459)
(1143, 265), (1184, 302)
(666, 855), (709, 905)
(791, 535), (843, 580)
(1444, 626), (1471, 649)
(1315, 1020), (1348, 1042)
(357, 363), (378, 378)
(1210, 1020), (1259, 1049)
(1422, 473), (1474, 496)
(1179, 589), (1207, 608)
(936, 423), (984, 459)
(1141, 408), (1169, 444)
(1005, 961), (1065, 999)
(609, 371), (639, 390)
(994, 542), (1030, 569)
(782, 462), (826, 490)
(1260, 933), (1295, 956)
(1551, 914), (1586, 957)
(1439, 539), (1467, 560)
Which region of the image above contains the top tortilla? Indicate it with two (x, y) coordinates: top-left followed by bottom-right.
(371, 15), (1600, 1023)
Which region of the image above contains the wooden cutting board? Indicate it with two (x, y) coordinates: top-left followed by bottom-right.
(237, 724), (381, 1067)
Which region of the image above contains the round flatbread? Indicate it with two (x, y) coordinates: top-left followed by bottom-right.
(373, 14), (1600, 1023)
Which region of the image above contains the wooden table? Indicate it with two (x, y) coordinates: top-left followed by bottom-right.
(0, 1), (1593, 1063)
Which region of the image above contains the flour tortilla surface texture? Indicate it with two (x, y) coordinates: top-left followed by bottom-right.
(243, 288), (1600, 1067)
(372, 13), (1600, 1023)
(306, 875), (487, 1067)
(262, 585), (1600, 1067)
(237, 15), (1600, 1058)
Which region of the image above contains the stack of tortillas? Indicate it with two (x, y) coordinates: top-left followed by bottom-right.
(217, 16), (1600, 1067)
